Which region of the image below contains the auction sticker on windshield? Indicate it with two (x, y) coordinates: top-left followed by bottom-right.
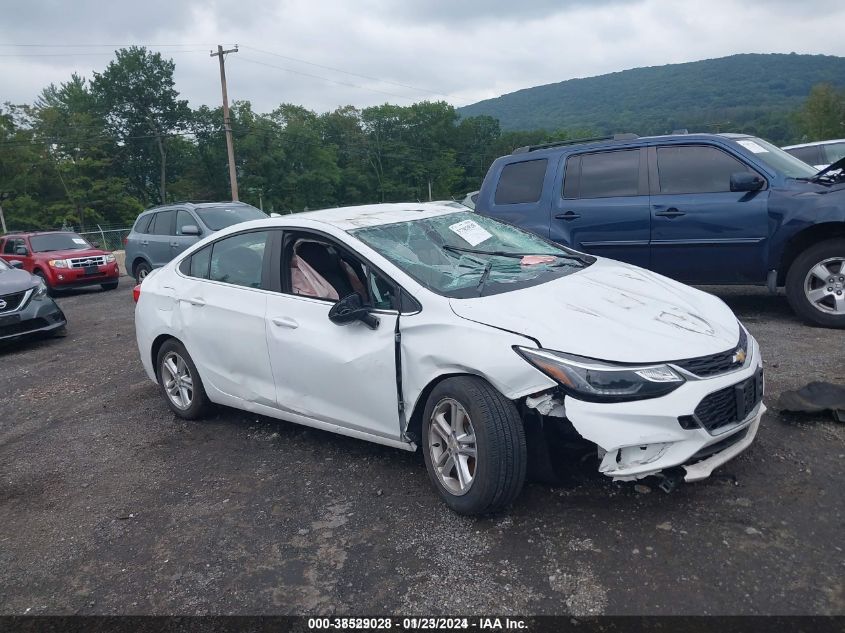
(736, 139), (768, 154)
(72, 238), (87, 245)
(449, 219), (492, 246)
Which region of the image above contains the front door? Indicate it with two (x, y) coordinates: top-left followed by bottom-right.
(550, 148), (651, 268)
(648, 144), (769, 284)
(264, 232), (401, 441)
(172, 209), (202, 258)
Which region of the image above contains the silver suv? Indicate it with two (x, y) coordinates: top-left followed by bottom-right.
(125, 201), (267, 282)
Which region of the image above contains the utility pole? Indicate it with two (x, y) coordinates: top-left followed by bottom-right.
(0, 192), (8, 234)
(211, 44), (240, 201)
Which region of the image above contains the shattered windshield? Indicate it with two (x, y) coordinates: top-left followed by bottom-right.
(351, 211), (590, 298)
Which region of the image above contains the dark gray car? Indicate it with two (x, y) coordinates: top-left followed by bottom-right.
(0, 258), (67, 342)
(125, 202), (267, 283)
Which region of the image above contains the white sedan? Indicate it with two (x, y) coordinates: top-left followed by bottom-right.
(134, 203), (765, 514)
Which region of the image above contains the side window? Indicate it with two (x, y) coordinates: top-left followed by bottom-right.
(135, 214), (154, 234)
(787, 146), (823, 166)
(287, 235), (397, 309)
(150, 210), (175, 236)
(176, 210), (197, 236)
(824, 143), (845, 165)
(494, 159), (548, 205)
(209, 231), (269, 289)
(179, 245), (212, 279)
(564, 150), (640, 199)
(657, 145), (747, 195)
(2, 239), (14, 254)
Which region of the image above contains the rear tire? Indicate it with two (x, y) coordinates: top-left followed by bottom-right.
(101, 281), (119, 291)
(156, 339), (210, 420)
(786, 238), (845, 328)
(422, 376), (526, 515)
(134, 261), (152, 285)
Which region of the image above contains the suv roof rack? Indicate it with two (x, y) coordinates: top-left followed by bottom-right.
(512, 133), (639, 154)
(144, 200), (228, 211)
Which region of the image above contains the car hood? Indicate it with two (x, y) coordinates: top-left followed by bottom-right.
(0, 268), (37, 294)
(34, 249), (110, 259)
(448, 258), (740, 363)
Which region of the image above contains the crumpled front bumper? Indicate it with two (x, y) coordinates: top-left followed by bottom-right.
(563, 334), (764, 482)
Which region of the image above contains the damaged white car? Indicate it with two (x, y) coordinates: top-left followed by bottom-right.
(134, 203), (765, 515)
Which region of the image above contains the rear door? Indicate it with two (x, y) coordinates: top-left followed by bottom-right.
(480, 157), (553, 239)
(147, 209), (176, 268)
(648, 144), (769, 284)
(550, 147), (650, 267)
(175, 229), (277, 406)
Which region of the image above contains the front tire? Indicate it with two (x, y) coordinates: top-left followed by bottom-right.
(422, 376), (527, 515)
(33, 270), (54, 297)
(786, 239), (845, 328)
(156, 339), (210, 420)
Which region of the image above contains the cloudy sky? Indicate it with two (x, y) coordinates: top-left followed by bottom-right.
(2, 0), (844, 113)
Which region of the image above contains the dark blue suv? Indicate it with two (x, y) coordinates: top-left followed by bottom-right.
(476, 133), (845, 328)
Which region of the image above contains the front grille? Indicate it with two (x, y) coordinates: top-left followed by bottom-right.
(68, 255), (106, 268)
(673, 328), (748, 377)
(694, 368), (764, 433)
(0, 317), (48, 337)
(0, 291), (26, 313)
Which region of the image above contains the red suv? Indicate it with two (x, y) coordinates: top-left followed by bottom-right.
(0, 231), (120, 294)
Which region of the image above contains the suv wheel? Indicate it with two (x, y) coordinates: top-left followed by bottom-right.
(33, 270), (54, 297)
(156, 339), (210, 419)
(421, 376), (526, 515)
(134, 261), (152, 284)
(786, 238), (845, 328)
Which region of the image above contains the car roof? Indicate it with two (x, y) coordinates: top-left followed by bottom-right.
(293, 202), (464, 230)
(140, 200), (255, 214)
(1, 230), (77, 238)
(509, 132), (754, 157)
(782, 139), (845, 149)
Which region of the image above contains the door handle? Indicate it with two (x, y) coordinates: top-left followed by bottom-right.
(181, 297), (206, 307)
(555, 211), (582, 221)
(170, 242), (179, 247)
(271, 316), (299, 329)
(654, 208), (685, 218)
(140, 240), (149, 246)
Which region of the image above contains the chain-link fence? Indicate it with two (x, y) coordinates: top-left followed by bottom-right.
(77, 227), (131, 252)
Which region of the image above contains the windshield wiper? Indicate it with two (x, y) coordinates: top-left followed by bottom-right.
(476, 260), (493, 296)
(442, 244), (584, 261)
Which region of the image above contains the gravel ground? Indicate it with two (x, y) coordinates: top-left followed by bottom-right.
(0, 282), (843, 616)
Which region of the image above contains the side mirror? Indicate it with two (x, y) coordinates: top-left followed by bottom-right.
(9, 260), (23, 269)
(730, 172), (765, 192)
(180, 224), (201, 236)
(15, 246), (28, 256)
(328, 293), (380, 330)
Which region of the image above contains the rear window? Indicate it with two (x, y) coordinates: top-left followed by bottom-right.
(786, 145), (824, 166)
(150, 210), (175, 236)
(195, 205), (267, 231)
(135, 214), (154, 234)
(494, 159), (548, 205)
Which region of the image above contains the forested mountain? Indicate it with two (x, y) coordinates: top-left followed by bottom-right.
(458, 54), (845, 143)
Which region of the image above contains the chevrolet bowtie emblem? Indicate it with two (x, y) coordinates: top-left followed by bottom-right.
(733, 348), (747, 365)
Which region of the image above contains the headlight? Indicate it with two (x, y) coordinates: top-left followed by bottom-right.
(33, 279), (47, 297)
(48, 259), (68, 268)
(104, 253), (116, 263)
(515, 347), (685, 403)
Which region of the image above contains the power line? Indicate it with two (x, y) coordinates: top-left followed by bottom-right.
(240, 45), (468, 105)
(235, 56), (420, 102)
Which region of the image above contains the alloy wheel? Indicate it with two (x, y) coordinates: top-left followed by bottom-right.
(428, 398), (477, 496)
(161, 351), (194, 409)
(804, 257), (845, 315)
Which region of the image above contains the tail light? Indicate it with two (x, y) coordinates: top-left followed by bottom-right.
(132, 284), (141, 303)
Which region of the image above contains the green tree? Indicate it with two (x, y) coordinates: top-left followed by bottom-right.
(799, 83), (845, 141)
(91, 47), (191, 204)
